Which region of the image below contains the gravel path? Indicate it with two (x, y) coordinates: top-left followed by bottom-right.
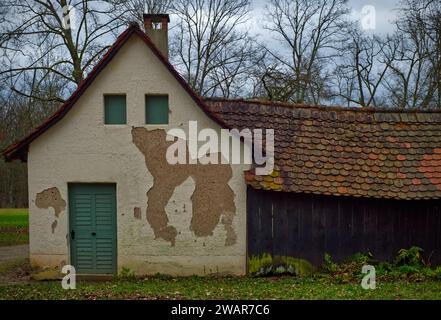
(0, 245), (29, 263)
(0, 245), (31, 285)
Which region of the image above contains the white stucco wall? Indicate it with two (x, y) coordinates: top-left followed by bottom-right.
(27, 34), (250, 276)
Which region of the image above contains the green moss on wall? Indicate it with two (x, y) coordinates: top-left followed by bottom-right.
(248, 253), (315, 276)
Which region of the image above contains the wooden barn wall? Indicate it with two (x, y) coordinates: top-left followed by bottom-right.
(247, 188), (441, 266)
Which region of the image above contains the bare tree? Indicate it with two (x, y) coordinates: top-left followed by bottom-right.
(204, 38), (261, 98)
(335, 25), (393, 108)
(382, 0), (441, 109)
(0, 0), (127, 207)
(171, 0), (256, 97)
(263, 0), (349, 104)
(0, 0), (126, 102)
(0, 71), (63, 208)
(109, 0), (173, 26)
(249, 54), (308, 102)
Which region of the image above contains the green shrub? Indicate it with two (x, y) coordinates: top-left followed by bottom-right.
(322, 253), (338, 273)
(376, 261), (393, 277)
(320, 252), (373, 283)
(368, 247), (441, 281)
(395, 246), (424, 266)
(349, 252), (372, 265)
(391, 265), (421, 276)
(318, 250), (441, 282)
(425, 266), (441, 280)
(249, 247), (441, 283)
(118, 267), (136, 280)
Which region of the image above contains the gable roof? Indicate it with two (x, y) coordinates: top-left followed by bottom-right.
(205, 98), (441, 200)
(2, 24), (228, 161)
(3, 26), (441, 200)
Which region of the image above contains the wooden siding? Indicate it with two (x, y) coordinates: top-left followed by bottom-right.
(247, 187), (441, 266)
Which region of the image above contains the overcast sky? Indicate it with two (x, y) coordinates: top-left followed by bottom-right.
(249, 0), (400, 36)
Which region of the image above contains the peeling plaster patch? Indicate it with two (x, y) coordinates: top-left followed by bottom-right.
(35, 187), (66, 233)
(35, 187), (66, 217)
(134, 207), (142, 220)
(132, 127), (237, 247)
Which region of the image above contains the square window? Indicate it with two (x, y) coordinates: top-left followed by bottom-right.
(104, 95), (126, 125)
(146, 95), (169, 125)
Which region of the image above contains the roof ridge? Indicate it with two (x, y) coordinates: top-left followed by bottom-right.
(204, 97), (441, 114)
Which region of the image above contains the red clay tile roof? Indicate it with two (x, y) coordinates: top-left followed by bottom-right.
(2, 24), (227, 162)
(204, 98), (441, 200)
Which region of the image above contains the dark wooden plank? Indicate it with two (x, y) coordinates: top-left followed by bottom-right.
(300, 194), (314, 263)
(273, 192), (288, 257)
(285, 193), (300, 259)
(247, 188), (441, 266)
(311, 195), (326, 265)
(246, 186), (258, 256)
(350, 197), (364, 257)
(324, 196), (339, 261)
(261, 191), (274, 255)
(364, 199), (377, 257)
(337, 196), (354, 261)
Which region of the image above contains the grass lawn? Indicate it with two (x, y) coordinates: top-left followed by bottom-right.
(0, 208), (29, 246)
(0, 209), (440, 300)
(0, 276), (441, 300)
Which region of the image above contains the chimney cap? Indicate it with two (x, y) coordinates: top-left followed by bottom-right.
(128, 21), (140, 28)
(143, 13), (170, 23)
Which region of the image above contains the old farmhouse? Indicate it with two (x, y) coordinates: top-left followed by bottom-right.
(3, 14), (441, 276)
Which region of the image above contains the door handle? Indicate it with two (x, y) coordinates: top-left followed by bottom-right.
(91, 232), (96, 236)
(71, 230), (75, 240)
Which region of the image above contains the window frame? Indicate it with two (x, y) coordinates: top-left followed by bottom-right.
(145, 94), (169, 125)
(104, 94), (127, 125)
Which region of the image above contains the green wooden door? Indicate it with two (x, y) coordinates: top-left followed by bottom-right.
(69, 184), (117, 274)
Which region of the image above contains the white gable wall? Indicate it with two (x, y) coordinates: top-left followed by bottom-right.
(27, 34), (249, 275)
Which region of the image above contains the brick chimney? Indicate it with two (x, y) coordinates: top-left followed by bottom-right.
(143, 14), (170, 59)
